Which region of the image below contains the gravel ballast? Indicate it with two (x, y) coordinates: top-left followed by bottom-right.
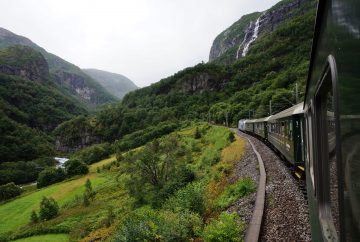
(234, 130), (311, 241)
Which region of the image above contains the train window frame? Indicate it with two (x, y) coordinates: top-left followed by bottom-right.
(313, 55), (343, 241)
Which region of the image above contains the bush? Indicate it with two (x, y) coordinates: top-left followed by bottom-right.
(73, 143), (110, 165)
(215, 177), (256, 209)
(194, 127), (202, 139)
(37, 168), (66, 188)
(39, 197), (59, 221)
(115, 207), (202, 242)
(30, 210), (39, 223)
(0, 182), (21, 201)
(65, 159), (89, 177)
(228, 132), (235, 143)
(164, 181), (205, 215)
(202, 212), (245, 242)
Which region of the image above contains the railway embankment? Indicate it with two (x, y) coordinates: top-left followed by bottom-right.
(234, 129), (311, 241)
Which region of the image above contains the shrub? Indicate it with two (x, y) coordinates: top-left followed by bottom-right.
(115, 207), (202, 242)
(164, 181), (205, 215)
(37, 168), (66, 188)
(228, 132), (235, 143)
(215, 177), (256, 209)
(30, 210), (39, 224)
(0, 182), (21, 201)
(39, 197), (59, 221)
(65, 159), (89, 177)
(202, 212), (245, 242)
(83, 179), (95, 207)
(194, 127), (201, 139)
(73, 143), (110, 165)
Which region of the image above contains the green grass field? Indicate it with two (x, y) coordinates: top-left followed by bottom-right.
(12, 234), (69, 242)
(0, 156), (115, 236)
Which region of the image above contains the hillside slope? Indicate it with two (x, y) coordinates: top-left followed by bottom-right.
(0, 46), (87, 163)
(209, 0), (314, 64)
(0, 27), (116, 106)
(81, 0), (316, 144)
(83, 68), (138, 99)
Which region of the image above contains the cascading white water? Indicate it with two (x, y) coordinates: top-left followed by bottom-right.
(236, 15), (262, 59)
(242, 16), (261, 57)
(236, 21), (254, 59)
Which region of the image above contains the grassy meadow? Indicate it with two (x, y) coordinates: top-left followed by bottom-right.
(0, 123), (254, 241)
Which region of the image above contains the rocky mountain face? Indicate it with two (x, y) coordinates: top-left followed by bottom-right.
(83, 68), (138, 99)
(177, 72), (228, 93)
(209, 0), (314, 63)
(53, 115), (100, 153)
(0, 27), (116, 107)
(0, 45), (49, 82)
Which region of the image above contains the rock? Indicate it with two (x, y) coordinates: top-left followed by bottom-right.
(53, 71), (95, 101)
(176, 73), (228, 93)
(0, 45), (49, 82)
(209, 0), (312, 63)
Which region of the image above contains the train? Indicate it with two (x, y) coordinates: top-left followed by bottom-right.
(239, 0), (360, 240)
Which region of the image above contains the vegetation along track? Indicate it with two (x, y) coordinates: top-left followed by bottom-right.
(234, 129), (311, 241)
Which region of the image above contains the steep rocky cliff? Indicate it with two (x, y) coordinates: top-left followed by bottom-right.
(0, 45), (49, 82)
(176, 72), (228, 93)
(209, 0), (314, 64)
(0, 27), (116, 107)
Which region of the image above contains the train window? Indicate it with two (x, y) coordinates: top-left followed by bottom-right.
(289, 121), (293, 140)
(306, 108), (315, 190)
(314, 56), (340, 240)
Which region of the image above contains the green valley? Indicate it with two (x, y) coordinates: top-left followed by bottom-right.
(0, 0), (318, 240)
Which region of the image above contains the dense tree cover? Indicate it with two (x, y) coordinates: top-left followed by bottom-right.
(120, 135), (195, 208)
(37, 167), (66, 188)
(0, 115), (55, 164)
(64, 159), (89, 177)
(0, 46), (87, 165)
(59, 5), (315, 145)
(72, 143), (110, 165)
(0, 182), (21, 201)
(0, 158), (55, 185)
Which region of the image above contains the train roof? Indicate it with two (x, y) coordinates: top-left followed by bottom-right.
(244, 119), (257, 123)
(267, 102), (304, 121)
(253, 115), (272, 123)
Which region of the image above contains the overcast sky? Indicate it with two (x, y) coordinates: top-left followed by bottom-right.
(0, 0), (280, 87)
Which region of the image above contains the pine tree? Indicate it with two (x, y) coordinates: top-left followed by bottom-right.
(83, 179), (95, 206)
(30, 210), (39, 223)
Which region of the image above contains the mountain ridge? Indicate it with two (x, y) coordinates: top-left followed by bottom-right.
(83, 68), (138, 99)
(0, 27), (116, 107)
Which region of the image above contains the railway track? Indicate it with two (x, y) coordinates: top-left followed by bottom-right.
(233, 129), (310, 241)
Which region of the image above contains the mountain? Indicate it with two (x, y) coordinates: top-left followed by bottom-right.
(0, 27), (116, 107)
(83, 68), (138, 99)
(0, 45), (88, 165)
(76, 0), (317, 147)
(209, 0), (314, 64)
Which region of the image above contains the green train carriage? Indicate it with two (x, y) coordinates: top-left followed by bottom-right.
(303, 0), (360, 240)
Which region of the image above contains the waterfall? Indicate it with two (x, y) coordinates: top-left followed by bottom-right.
(236, 15), (262, 59)
(236, 21), (254, 59)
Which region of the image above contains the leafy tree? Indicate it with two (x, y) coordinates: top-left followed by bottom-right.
(37, 167), (66, 188)
(73, 143), (110, 165)
(123, 136), (195, 207)
(39, 197), (59, 221)
(0, 182), (21, 201)
(65, 159), (89, 177)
